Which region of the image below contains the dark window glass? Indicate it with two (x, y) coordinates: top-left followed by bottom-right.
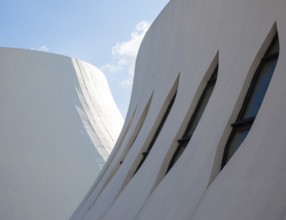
(242, 59), (278, 119)
(134, 92), (177, 174)
(222, 127), (249, 164)
(265, 37), (279, 56)
(167, 140), (188, 172)
(166, 66), (218, 173)
(221, 34), (279, 169)
(185, 83), (215, 137)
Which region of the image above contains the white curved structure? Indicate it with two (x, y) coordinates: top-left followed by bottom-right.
(71, 0), (286, 219)
(0, 48), (123, 220)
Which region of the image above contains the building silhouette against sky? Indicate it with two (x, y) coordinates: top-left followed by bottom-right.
(1, 0), (286, 219)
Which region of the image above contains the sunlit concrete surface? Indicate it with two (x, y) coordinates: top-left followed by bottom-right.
(71, 0), (286, 219)
(0, 48), (123, 220)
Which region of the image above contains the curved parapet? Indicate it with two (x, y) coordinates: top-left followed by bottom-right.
(0, 48), (123, 220)
(74, 0), (286, 220)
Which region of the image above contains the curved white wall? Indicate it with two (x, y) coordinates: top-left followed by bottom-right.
(71, 0), (286, 220)
(0, 48), (123, 220)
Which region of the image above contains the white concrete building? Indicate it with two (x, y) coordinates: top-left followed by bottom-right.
(0, 48), (123, 220)
(71, 0), (286, 219)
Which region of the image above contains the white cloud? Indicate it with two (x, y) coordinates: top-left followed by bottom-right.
(120, 78), (133, 87)
(101, 63), (123, 73)
(39, 45), (49, 52)
(101, 20), (151, 87)
(31, 45), (49, 52)
(120, 66), (135, 87)
(117, 59), (126, 66)
(112, 20), (150, 58)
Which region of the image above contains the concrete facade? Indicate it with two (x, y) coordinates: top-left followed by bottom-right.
(0, 48), (123, 220)
(71, 0), (286, 219)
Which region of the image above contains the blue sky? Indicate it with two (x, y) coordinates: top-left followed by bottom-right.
(0, 0), (169, 117)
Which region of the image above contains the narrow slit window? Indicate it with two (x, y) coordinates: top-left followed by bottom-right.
(119, 95), (153, 166)
(166, 66), (218, 174)
(221, 33), (279, 169)
(134, 92), (177, 174)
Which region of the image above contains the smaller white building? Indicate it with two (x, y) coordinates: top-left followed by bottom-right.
(0, 48), (123, 220)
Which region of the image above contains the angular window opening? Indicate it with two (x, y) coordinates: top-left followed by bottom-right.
(221, 33), (279, 169)
(166, 66), (218, 174)
(86, 109), (137, 204)
(118, 95), (153, 166)
(114, 78), (179, 199)
(134, 92), (177, 174)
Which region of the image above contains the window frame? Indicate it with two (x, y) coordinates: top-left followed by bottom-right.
(221, 34), (279, 169)
(134, 92), (177, 174)
(166, 66), (218, 173)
